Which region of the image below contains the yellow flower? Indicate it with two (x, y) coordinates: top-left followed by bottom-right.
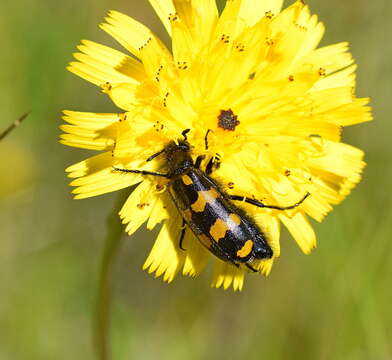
(61, 0), (372, 291)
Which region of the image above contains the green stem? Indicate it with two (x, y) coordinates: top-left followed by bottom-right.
(95, 190), (129, 360)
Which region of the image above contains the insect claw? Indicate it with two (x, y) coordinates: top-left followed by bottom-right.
(246, 264), (259, 273)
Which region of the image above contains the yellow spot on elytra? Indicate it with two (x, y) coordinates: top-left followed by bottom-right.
(182, 175), (193, 185)
(229, 213), (241, 226)
(191, 189), (219, 212)
(210, 218), (229, 242)
(209, 213), (241, 242)
(236, 240), (253, 258)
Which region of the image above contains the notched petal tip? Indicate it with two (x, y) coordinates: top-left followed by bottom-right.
(211, 261), (245, 291)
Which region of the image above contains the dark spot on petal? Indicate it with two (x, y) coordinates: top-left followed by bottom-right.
(137, 203), (150, 209)
(218, 109), (240, 131)
(249, 72), (256, 80)
(318, 67), (326, 76)
(265, 11), (274, 19)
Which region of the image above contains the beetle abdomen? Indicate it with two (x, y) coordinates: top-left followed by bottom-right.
(168, 168), (272, 264)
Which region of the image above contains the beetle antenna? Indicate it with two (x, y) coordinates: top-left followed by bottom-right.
(182, 128), (191, 141)
(205, 129), (213, 150)
(146, 149), (165, 162)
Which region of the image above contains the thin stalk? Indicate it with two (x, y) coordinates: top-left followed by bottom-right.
(95, 190), (129, 360)
(0, 112), (30, 141)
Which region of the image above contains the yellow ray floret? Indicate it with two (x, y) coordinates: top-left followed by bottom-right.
(60, 111), (119, 150)
(211, 260), (245, 291)
(142, 200), (186, 283)
(147, 0), (175, 35)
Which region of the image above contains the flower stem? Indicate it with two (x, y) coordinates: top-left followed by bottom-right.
(95, 190), (129, 360)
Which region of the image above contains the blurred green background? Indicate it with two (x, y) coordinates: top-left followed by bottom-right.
(0, 0), (390, 359)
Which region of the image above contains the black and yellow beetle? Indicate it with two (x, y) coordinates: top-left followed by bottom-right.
(114, 129), (309, 272)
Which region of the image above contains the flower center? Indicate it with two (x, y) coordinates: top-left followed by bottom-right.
(217, 109), (240, 131)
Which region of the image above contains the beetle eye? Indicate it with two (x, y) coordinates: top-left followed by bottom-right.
(253, 246), (273, 259)
(178, 143), (189, 151)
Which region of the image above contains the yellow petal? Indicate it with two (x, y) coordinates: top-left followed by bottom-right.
(60, 111), (120, 150)
(279, 212), (316, 254)
(76, 40), (146, 83)
(182, 230), (209, 277)
(239, 0), (284, 27)
(307, 140), (365, 179)
(312, 65), (357, 91)
(190, 0), (219, 47)
(171, 16), (194, 66)
(143, 203), (186, 283)
(312, 95), (372, 127)
(100, 10), (154, 57)
(284, 119), (341, 142)
(148, 0), (175, 35)
(147, 190), (172, 232)
(59, 134), (114, 151)
(62, 110), (120, 129)
(100, 11), (173, 80)
(211, 260), (244, 291)
(67, 61), (106, 87)
(100, 82), (138, 111)
(309, 86), (355, 113)
(138, 38), (174, 83)
(69, 157), (154, 199)
(264, 3), (325, 78)
(70, 53), (136, 85)
(304, 42), (353, 79)
(60, 123), (116, 144)
(66, 152), (113, 178)
(257, 258), (275, 276)
(254, 212), (281, 257)
(119, 180), (156, 235)
(213, 0), (244, 41)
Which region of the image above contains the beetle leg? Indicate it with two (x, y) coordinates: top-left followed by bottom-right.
(195, 155), (205, 169)
(205, 153), (221, 175)
(246, 263), (259, 273)
(228, 192), (310, 210)
(179, 219), (187, 251)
